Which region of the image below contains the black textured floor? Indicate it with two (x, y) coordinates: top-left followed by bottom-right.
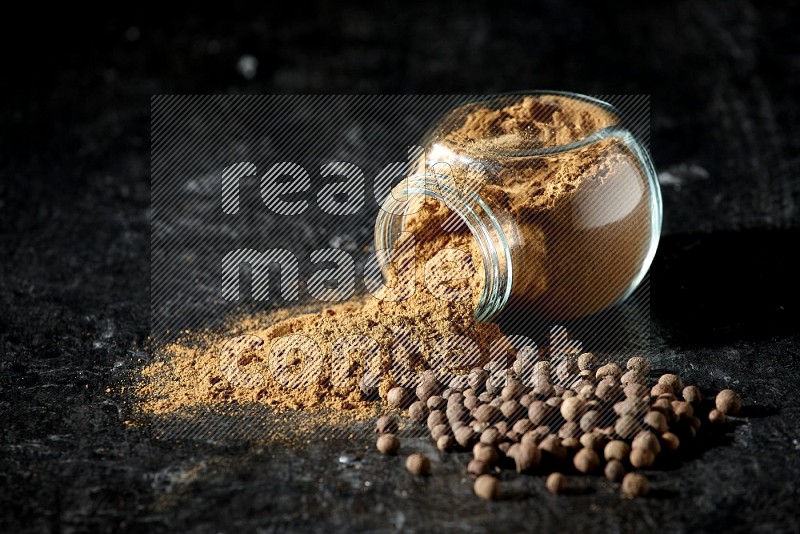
(1, 2), (799, 532)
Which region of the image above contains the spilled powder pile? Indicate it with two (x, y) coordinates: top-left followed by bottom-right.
(134, 95), (644, 423)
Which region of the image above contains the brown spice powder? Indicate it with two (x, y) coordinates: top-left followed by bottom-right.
(134, 95), (648, 421)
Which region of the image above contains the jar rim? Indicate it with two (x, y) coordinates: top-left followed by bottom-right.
(434, 91), (626, 158)
(373, 174), (513, 322)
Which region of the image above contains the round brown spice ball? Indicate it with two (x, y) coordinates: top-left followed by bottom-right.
(427, 410), (446, 431)
(672, 400), (694, 420)
(604, 440), (631, 462)
(716, 389), (742, 415)
(661, 432), (680, 452)
(408, 401), (428, 422)
(658, 374), (684, 394)
(501, 399), (523, 419)
(630, 447), (656, 469)
(474, 475), (501, 500)
(626, 356), (649, 373)
(650, 383), (673, 397)
(540, 435), (567, 461)
(615, 416), (639, 439)
(406, 453), (431, 476)
(644, 410), (669, 434)
(387, 386), (412, 408)
(467, 458), (490, 478)
(605, 459), (625, 483)
(558, 422), (581, 440)
(561, 437), (581, 451)
(633, 431), (662, 455)
(430, 424), (449, 441)
(708, 409), (726, 425)
(578, 353), (597, 371)
(596, 362), (623, 380)
(376, 415), (399, 435)
(475, 404), (501, 424)
(427, 395), (445, 410)
(579, 410), (601, 433)
(512, 442), (541, 473)
(436, 435), (454, 452)
(455, 426), (478, 448)
(573, 447), (600, 473)
(376, 434), (400, 455)
(560, 397), (586, 422)
(579, 431), (607, 451)
(473, 443), (499, 465)
(546, 472), (567, 495)
(682, 385), (702, 404)
(621, 473), (649, 498)
(481, 427), (502, 446)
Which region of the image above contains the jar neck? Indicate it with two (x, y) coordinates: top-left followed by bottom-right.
(374, 174), (513, 322)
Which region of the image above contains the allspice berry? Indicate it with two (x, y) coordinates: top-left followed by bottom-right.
(595, 362), (623, 380)
(376, 415), (399, 435)
(437, 435), (454, 452)
(560, 396), (586, 422)
(579, 431), (607, 451)
(539, 435), (567, 461)
(455, 426), (478, 448)
(621, 472), (649, 498)
(405, 453), (431, 476)
(715, 389), (742, 415)
(376, 434), (400, 455)
(474, 475), (501, 500)
(661, 432), (680, 452)
(632, 431), (661, 455)
(473, 443), (499, 465)
(408, 400), (428, 422)
(672, 401), (694, 420)
(546, 472), (567, 495)
(427, 410), (446, 431)
(682, 385), (702, 404)
(626, 356), (649, 374)
(430, 424), (449, 441)
(475, 404), (501, 424)
(644, 410), (669, 434)
(658, 374), (684, 394)
(501, 399), (523, 419)
(605, 459), (625, 483)
(573, 447), (600, 473)
(578, 352), (597, 371)
(561, 437), (581, 451)
(480, 427), (502, 446)
(387, 386), (412, 408)
(427, 395), (445, 410)
(467, 458), (490, 477)
(621, 370), (645, 386)
(650, 383), (673, 397)
(579, 410), (601, 433)
(615, 415), (639, 439)
(630, 447), (656, 469)
(708, 408), (726, 425)
(604, 440), (631, 462)
(415, 372), (441, 403)
(512, 441), (541, 473)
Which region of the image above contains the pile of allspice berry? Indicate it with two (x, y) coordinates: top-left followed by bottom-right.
(373, 353), (743, 500)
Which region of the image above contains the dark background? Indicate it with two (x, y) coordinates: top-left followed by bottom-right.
(1, 1), (799, 532)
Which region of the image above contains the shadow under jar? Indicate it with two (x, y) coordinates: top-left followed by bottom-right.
(375, 92), (662, 323)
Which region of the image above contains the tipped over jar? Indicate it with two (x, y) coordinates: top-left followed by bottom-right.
(375, 92), (662, 322)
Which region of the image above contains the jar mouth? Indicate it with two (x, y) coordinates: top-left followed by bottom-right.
(374, 174), (513, 322)
(433, 91), (625, 158)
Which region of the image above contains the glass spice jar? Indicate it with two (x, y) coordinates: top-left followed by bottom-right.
(374, 92), (662, 322)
